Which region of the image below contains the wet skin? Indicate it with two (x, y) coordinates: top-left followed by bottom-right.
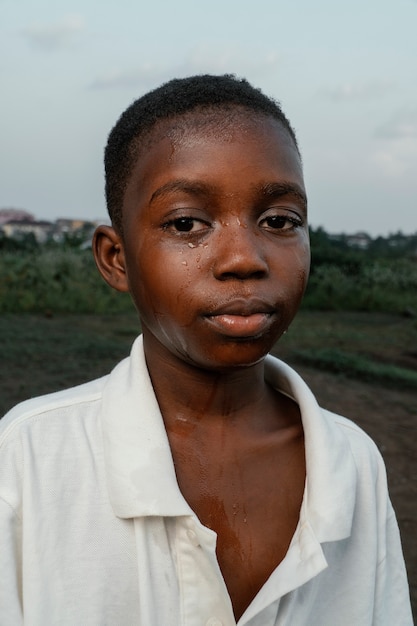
(94, 112), (310, 620)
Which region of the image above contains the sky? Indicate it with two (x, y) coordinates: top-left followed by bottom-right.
(1, 0), (416, 236)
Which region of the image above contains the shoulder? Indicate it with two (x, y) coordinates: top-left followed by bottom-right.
(265, 354), (387, 480)
(323, 407), (378, 445)
(0, 376), (110, 516)
(0, 376), (108, 445)
(322, 408), (386, 475)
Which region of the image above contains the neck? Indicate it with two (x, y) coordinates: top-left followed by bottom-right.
(142, 332), (272, 432)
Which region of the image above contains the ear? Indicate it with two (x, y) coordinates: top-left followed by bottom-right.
(92, 225), (130, 293)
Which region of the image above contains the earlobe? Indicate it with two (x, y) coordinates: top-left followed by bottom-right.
(92, 225), (130, 293)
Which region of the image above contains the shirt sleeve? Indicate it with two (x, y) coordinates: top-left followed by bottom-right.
(0, 496), (23, 625)
(373, 504), (413, 626)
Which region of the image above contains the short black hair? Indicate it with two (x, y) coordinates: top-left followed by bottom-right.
(105, 74), (299, 232)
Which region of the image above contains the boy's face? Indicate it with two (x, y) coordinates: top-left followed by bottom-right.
(103, 111), (310, 371)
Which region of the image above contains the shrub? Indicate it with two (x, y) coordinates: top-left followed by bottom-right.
(303, 260), (417, 313)
(0, 248), (134, 314)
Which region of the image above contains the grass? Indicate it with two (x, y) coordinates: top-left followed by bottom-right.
(273, 310), (417, 390)
(275, 310), (417, 363)
(1, 310), (416, 416)
(0, 313), (141, 415)
(291, 348), (417, 390)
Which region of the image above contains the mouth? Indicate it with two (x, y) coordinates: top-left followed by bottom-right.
(204, 299), (275, 338)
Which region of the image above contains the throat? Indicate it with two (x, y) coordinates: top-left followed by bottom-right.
(145, 336), (270, 425)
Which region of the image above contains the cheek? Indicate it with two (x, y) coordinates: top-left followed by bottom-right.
(298, 253), (311, 293)
(126, 247), (197, 321)
(293, 239), (311, 288)
(282, 240), (310, 282)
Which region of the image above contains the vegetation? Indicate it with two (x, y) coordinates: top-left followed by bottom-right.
(0, 244), (133, 314)
(1, 226), (416, 315)
(0, 313), (140, 415)
(302, 227), (417, 313)
(292, 348), (417, 391)
(274, 310), (417, 394)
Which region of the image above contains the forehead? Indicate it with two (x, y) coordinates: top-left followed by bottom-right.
(120, 113), (306, 236)
(134, 107), (298, 159)
(120, 114), (307, 238)
(122, 112), (305, 220)
(128, 110), (301, 183)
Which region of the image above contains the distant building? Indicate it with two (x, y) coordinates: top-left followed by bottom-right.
(328, 231), (371, 250)
(1, 219), (53, 243)
(0, 212), (100, 245)
(51, 218), (97, 242)
(345, 232), (372, 250)
(0, 208), (35, 226)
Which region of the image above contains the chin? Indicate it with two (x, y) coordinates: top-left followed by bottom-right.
(180, 338), (276, 372)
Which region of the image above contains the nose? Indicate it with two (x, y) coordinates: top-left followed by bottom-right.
(212, 223), (269, 281)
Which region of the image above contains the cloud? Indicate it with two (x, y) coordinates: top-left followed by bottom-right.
(89, 46), (280, 91)
(89, 65), (170, 91)
(370, 149), (412, 179)
(22, 14), (85, 51)
(321, 80), (394, 102)
(374, 108), (417, 140)
(370, 109), (417, 180)
(179, 44), (279, 77)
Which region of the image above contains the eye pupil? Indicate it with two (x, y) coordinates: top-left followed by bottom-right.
(267, 216), (287, 228)
(175, 218), (194, 232)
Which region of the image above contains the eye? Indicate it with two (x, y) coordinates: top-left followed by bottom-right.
(163, 216), (209, 233)
(259, 210), (303, 232)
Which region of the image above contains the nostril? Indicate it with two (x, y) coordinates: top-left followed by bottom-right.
(217, 268), (267, 281)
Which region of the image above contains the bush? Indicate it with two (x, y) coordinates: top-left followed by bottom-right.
(0, 248), (134, 313)
(303, 260), (417, 313)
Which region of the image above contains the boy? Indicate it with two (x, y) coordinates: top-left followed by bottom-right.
(0, 75), (412, 625)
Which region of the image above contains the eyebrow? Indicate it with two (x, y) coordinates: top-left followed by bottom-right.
(149, 179), (308, 210)
(260, 182), (308, 210)
(150, 180), (215, 204)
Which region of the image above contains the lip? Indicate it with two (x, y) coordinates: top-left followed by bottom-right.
(205, 298), (275, 317)
(204, 299), (275, 338)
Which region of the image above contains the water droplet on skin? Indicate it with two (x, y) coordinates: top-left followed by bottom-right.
(182, 261), (187, 266)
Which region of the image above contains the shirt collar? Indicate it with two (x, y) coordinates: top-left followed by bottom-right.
(265, 355), (356, 542)
(101, 335), (193, 518)
(101, 336), (356, 543)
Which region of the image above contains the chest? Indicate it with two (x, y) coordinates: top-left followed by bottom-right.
(169, 429), (306, 620)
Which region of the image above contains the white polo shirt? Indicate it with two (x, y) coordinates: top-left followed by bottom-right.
(0, 335), (412, 625)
